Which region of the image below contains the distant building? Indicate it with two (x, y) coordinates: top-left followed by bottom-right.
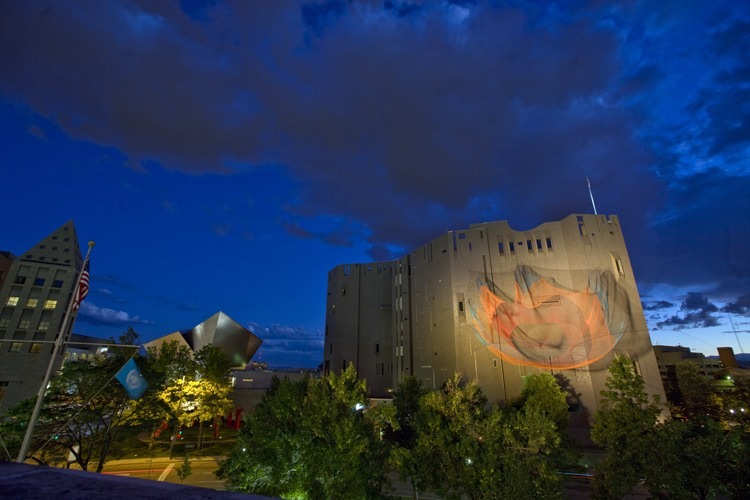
(0, 222), (84, 413)
(144, 311), (263, 369)
(325, 214), (667, 434)
(653, 345), (723, 402)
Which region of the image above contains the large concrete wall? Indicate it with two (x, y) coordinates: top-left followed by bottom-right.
(324, 262), (395, 396)
(325, 214), (667, 428)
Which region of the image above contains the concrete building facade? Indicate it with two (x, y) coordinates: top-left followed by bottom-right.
(325, 214), (666, 428)
(0, 222), (83, 413)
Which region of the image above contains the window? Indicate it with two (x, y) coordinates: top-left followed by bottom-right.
(52, 280), (63, 288)
(527, 240), (533, 251)
(14, 276), (26, 285)
(546, 237), (552, 249)
(0, 319), (9, 328)
(9, 342), (23, 353)
(6, 297), (19, 306)
(375, 343), (380, 355)
(458, 233), (466, 240)
(536, 238), (543, 250)
(498, 242), (504, 254)
(458, 301), (464, 312)
(44, 300), (57, 310)
(509, 241), (515, 253)
(26, 298), (38, 308)
(29, 343), (42, 354)
(19, 320), (31, 329)
(38, 321), (50, 331)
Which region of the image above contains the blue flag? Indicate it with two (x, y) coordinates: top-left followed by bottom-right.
(115, 358), (148, 399)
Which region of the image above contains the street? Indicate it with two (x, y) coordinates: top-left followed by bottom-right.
(101, 456), (226, 491)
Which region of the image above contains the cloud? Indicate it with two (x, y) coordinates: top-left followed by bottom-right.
(642, 300), (674, 311)
(656, 292), (721, 330)
(722, 293), (750, 316)
(78, 301), (154, 326)
(0, 1), (748, 311)
(247, 322), (323, 368)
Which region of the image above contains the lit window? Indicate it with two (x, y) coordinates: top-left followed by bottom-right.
(26, 299), (39, 308)
(38, 321), (50, 331)
(19, 320), (31, 329)
(44, 300), (57, 310)
(9, 342), (23, 353)
(29, 343), (42, 353)
(6, 297), (19, 306)
(0, 319), (9, 328)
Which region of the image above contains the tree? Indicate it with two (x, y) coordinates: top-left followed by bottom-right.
(146, 342), (234, 457)
(388, 376), (428, 499)
(674, 361), (723, 421)
(175, 454), (193, 483)
(0, 348), (142, 472)
(645, 418), (731, 499)
(591, 355), (663, 499)
(411, 374), (488, 500)
(218, 364), (390, 499)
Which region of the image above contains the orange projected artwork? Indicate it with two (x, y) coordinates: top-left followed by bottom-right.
(468, 266), (630, 370)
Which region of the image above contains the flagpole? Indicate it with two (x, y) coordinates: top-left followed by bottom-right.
(16, 240), (95, 463)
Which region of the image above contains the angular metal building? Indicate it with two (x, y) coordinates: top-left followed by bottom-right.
(324, 214), (667, 432)
(145, 311), (262, 369)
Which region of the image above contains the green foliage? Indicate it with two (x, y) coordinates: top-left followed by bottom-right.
(218, 364), (389, 499)
(175, 454), (193, 482)
(675, 361), (723, 421)
(644, 418), (731, 499)
(591, 355), (663, 499)
(145, 342), (234, 438)
(0, 337), (145, 471)
(407, 372), (567, 500)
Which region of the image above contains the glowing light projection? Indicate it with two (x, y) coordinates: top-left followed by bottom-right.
(468, 266), (631, 370)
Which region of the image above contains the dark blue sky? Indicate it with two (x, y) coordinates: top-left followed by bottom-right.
(1, 1), (749, 367)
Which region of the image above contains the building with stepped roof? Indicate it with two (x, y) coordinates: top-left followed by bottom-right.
(0, 221), (84, 413)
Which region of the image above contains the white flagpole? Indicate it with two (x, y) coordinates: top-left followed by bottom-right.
(587, 177), (598, 215)
(16, 240), (95, 463)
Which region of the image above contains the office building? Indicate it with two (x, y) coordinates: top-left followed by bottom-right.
(324, 214), (667, 429)
(0, 222), (83, 413)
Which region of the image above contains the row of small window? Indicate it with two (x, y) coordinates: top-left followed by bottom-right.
(498, 237), (553, 255)
(5, 297), (58, 309)
(23, 255), (71, 264)
(6, 342), (46, 353)
(0, 319), (51, 330)
(14, 276), (65, 287)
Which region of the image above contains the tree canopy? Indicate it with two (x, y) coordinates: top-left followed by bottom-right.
(218, 364), (390, 499)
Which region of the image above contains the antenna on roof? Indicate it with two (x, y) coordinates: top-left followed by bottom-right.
(586, 177), (598, 215)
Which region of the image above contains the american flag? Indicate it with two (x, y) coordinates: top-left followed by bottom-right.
(73, 260), (90, 310)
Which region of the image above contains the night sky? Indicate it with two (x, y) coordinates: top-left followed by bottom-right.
(1, 1), (749, 368)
